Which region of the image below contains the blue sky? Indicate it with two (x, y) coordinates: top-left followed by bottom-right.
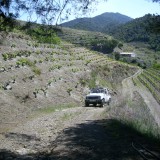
(89, 0), (160, 19)
(16, 0), (160, 24)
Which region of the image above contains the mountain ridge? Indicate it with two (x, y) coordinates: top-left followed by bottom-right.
(61, 12), (133, 33)
(109, 14), (160, 51)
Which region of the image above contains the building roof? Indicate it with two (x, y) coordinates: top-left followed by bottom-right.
(120, 52), (135, 55)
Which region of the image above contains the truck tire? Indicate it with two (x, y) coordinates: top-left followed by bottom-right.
(85, 102), (89, 107)
(107, 98), (111, 105)
(94, 103), (97, 107)
(100, 99), (105, 107)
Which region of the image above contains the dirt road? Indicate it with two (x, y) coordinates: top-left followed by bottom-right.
(1, 70), (160, 160)
(1, 105), (160, 160)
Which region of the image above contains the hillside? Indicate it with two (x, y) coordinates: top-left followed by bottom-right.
(61, 12), (132, 33)
(62, 13), (160, 53)
(109, 14), (160, 51)
(0, 29), (138, 132)
(56, 27), (120, 54)
(1, 21), (160, 159)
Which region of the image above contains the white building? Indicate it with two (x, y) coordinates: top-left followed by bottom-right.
(120, 52), (136, 58)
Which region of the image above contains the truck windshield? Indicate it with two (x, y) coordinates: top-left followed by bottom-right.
(90, 89), (104, 93)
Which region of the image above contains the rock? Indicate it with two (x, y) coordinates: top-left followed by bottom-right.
(29, 75), (34, 80)
(16, 148), (30, 155)
(6, 85), (12, 90)
(0, 67), (5, 72)
(3, 83), (12, 90)
(10, 79), (16, 83)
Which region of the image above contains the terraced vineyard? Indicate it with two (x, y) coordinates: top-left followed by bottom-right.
(133, 68), (160, 104)
(0, 36), (113, 106)
(57, 27), (110, 44)
(57, 27), (119, 53)
(0, 30), (139, 131)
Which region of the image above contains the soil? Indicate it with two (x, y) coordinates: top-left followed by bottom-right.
(1, 104), (160, 160)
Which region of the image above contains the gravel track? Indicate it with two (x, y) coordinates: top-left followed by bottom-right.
(1, 69), (160, 159)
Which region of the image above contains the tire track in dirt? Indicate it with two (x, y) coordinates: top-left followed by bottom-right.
(0, 106), (106, 154)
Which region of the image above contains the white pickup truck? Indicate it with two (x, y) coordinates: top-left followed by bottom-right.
(85, 87), (111, 107)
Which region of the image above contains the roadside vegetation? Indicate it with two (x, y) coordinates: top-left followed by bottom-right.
(106, 91), (160, 140)
(38, 103), (76, 114)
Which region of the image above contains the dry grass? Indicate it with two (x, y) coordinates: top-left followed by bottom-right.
(105, 91), (160, 139)
(37, 103), (76, 114)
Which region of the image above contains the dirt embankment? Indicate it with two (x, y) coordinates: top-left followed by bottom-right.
(122, 69), (160, 127)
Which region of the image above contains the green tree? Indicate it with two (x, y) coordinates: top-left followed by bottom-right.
(91, 39), (118, 54)
(115, 53), (120, 60)
(110, 14), (160, 50)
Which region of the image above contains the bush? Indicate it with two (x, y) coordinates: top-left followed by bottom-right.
(115, 53), (120, 60)
(17, 58), (41, 75)
(118, 42), (123, 49)
(2, 53), (8, 61)
(26, 26), (61, 44)
(91, 38), (118, 54)
(32, 67), (41, 75)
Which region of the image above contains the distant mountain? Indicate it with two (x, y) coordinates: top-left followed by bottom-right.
(109, 14), (160, 51)
(61, 12), (133, 33)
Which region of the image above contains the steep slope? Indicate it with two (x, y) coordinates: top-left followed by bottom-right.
(61, 12), (132, 33)
(0, 30), (138, 132)
(57, 27), (119, 54)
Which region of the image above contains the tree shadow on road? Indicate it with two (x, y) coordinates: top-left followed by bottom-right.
(1, 119), (160, 160)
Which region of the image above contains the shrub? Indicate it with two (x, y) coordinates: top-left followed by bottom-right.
(17, 58), (41, 75)
(39, 59), (43, 63)
(115, 53), (120, 60)
(79, 78), (86, 86)
(91, 38), (118, 54)
(17, 58), (34, 67)
(11, 43), (16, 48)
(85, 60), (91, 65)
(32, 67), (41, 75)
(118, 42), (123, 49)
(2, 53), (8, 61)
(67, 88), (72, 95)
(35, 50), (41, 55)
(26, 26), (61, 44)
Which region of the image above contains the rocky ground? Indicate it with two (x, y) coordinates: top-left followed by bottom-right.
(1, 31), (160, 160)
(1, 103), (160, 160)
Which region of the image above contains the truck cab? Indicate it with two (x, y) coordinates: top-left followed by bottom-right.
(85, 87), (111, 107)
